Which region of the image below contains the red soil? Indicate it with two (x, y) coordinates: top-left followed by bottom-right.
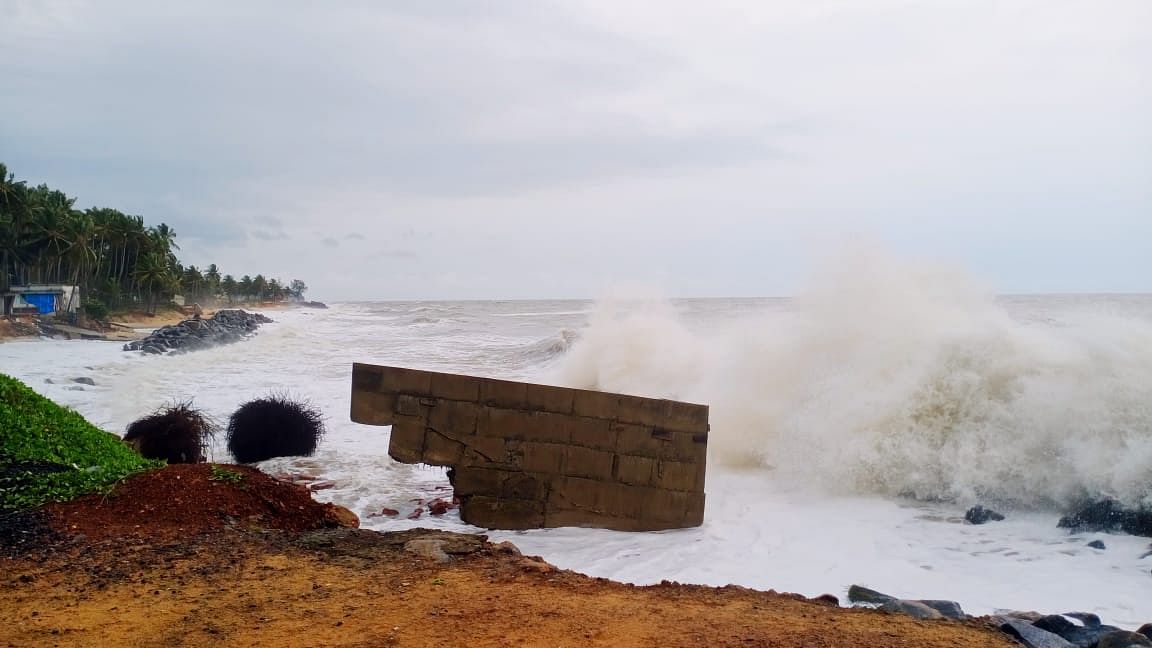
(43, 463), (355, 542)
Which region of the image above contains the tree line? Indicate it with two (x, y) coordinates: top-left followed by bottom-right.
(0, 163), (307, 316)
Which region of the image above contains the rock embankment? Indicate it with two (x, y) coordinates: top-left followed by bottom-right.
(848, 584), (1152, 648)
(122, 309), (273, 354)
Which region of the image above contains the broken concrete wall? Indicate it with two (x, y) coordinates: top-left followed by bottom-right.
(350, 363), (708, 531)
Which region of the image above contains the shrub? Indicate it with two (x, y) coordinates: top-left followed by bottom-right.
(0, 374), (161, 511)
(123, 401), (218, 464)
(226, 395), (325, 463)
(82, 298), (109, 321)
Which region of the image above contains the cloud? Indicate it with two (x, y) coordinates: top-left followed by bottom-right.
(1, 0), (1149, 299)
(250, 230), (289, 241)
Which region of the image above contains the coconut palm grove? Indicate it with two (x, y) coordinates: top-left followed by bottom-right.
(0, 162), (307, 317)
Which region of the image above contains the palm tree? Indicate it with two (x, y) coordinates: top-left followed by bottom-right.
(238, 275), (253, 303)
(204, 264), (221, 301)
(221, 274), (237, 304)
(0, 164), (30, 296)
(133, 253), (175, 316)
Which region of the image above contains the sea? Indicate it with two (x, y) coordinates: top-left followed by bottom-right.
(2, 258), (1150, 626)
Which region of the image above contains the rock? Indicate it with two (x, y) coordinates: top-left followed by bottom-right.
(129, 309), (273, 355)
(1063, 613), (1100, 627)
(1058, 499), (1152, 537)
(916, 599), (966, 620)
(965, 505), (1005, 524)
(1139, 623), (1152, 640)
(43, 378), (53, 384)
(1033, 615), (1123, 647)
(1140, 546), (1152, 559)
(404, 538), (451, 563)
(66, 386), (85, 391)
(493, 541), (522, 556)
(811, 594), (839, 607)
(880, 599), (943, 620)
(1096, 631), (1152, 648)
(517, 557), (556, 574)
(1086, 540), (1106, 550)
(997, 617), (1076, 648)
(72, 377), (96, 386)
(1002, 611), (1046, 622)
(322, 504), (359, 529)
(847, 584), (896, 605)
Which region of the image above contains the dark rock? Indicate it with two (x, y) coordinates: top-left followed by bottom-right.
(847, 584), (896, 605)
(811, 594), (839, 607)
(129, 309), (273, 355)
(72, 377), (96, 386)
(1086, 540), (1106, 550)
(43, 378), (53, 384)
(1140, 546), (1152, 559)
(1137, 624), (1152, 640)
(916, 599), (966, 620)
(1063, 613), (1100, 627)
(965, 505), (1005, 524)
(1033, 615), (1124, 647)
(1058, 499), (1152, 537)
(1096, 630), (1152, 648)
(997, 617), (1076, 648)
(880, 599), (944, 620)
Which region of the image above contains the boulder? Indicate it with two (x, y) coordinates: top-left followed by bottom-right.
(1096, 631), (1152, 648)
(128, 309), (274, 355)
(72, 377), (96, 386)
(847, 585), (896, 605)
(880, 599), (944, 620)
(917, 599), (966, 620)
(1086, 540), (1106, 550)
(965, 505), (1005, 524)
(1058, 499), (1152, 537)
(996, 617), (1075, 648)
(1033, 614), (1123, 647)
(322, 504), (360, 529)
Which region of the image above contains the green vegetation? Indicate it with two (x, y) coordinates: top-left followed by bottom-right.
(209, 465), (245, 485)
(0, 162), (308, 315)
(0, 373), (161, 511)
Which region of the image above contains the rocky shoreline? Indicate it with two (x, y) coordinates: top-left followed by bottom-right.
(122, 309), (273, 354)
(846, 584), (1152, 648)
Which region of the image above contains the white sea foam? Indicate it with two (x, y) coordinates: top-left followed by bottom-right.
(552, 248), (1152, 509)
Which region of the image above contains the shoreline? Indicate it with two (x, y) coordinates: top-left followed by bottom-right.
(1, 461), (1018, 648)
(0, 300), (320, 343)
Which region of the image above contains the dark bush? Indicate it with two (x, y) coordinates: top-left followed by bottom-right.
(82, 298), (109, 321)
(123, 401), (217, 464)
(226, 395), (325, 463)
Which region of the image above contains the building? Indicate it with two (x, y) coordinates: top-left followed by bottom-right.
(1, 285), (81, 317)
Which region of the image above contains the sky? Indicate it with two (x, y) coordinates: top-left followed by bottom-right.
(1, 0), (1149, 301)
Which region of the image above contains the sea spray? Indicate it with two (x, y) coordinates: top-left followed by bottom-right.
(550, 249), (1152, 509)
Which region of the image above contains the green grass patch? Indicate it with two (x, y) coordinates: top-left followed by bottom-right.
(0, 373), (162, 511)
(209, 465), (244, 485)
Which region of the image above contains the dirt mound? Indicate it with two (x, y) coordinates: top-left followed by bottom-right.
(43, 463), (355, 542)
(0, 528), (1018, 648)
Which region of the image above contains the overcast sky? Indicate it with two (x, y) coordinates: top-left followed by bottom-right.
(2, 0), (1149, 300)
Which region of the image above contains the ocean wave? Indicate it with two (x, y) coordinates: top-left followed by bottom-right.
(550, 247), (1152, 509)
(516, 329), (580, 364)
